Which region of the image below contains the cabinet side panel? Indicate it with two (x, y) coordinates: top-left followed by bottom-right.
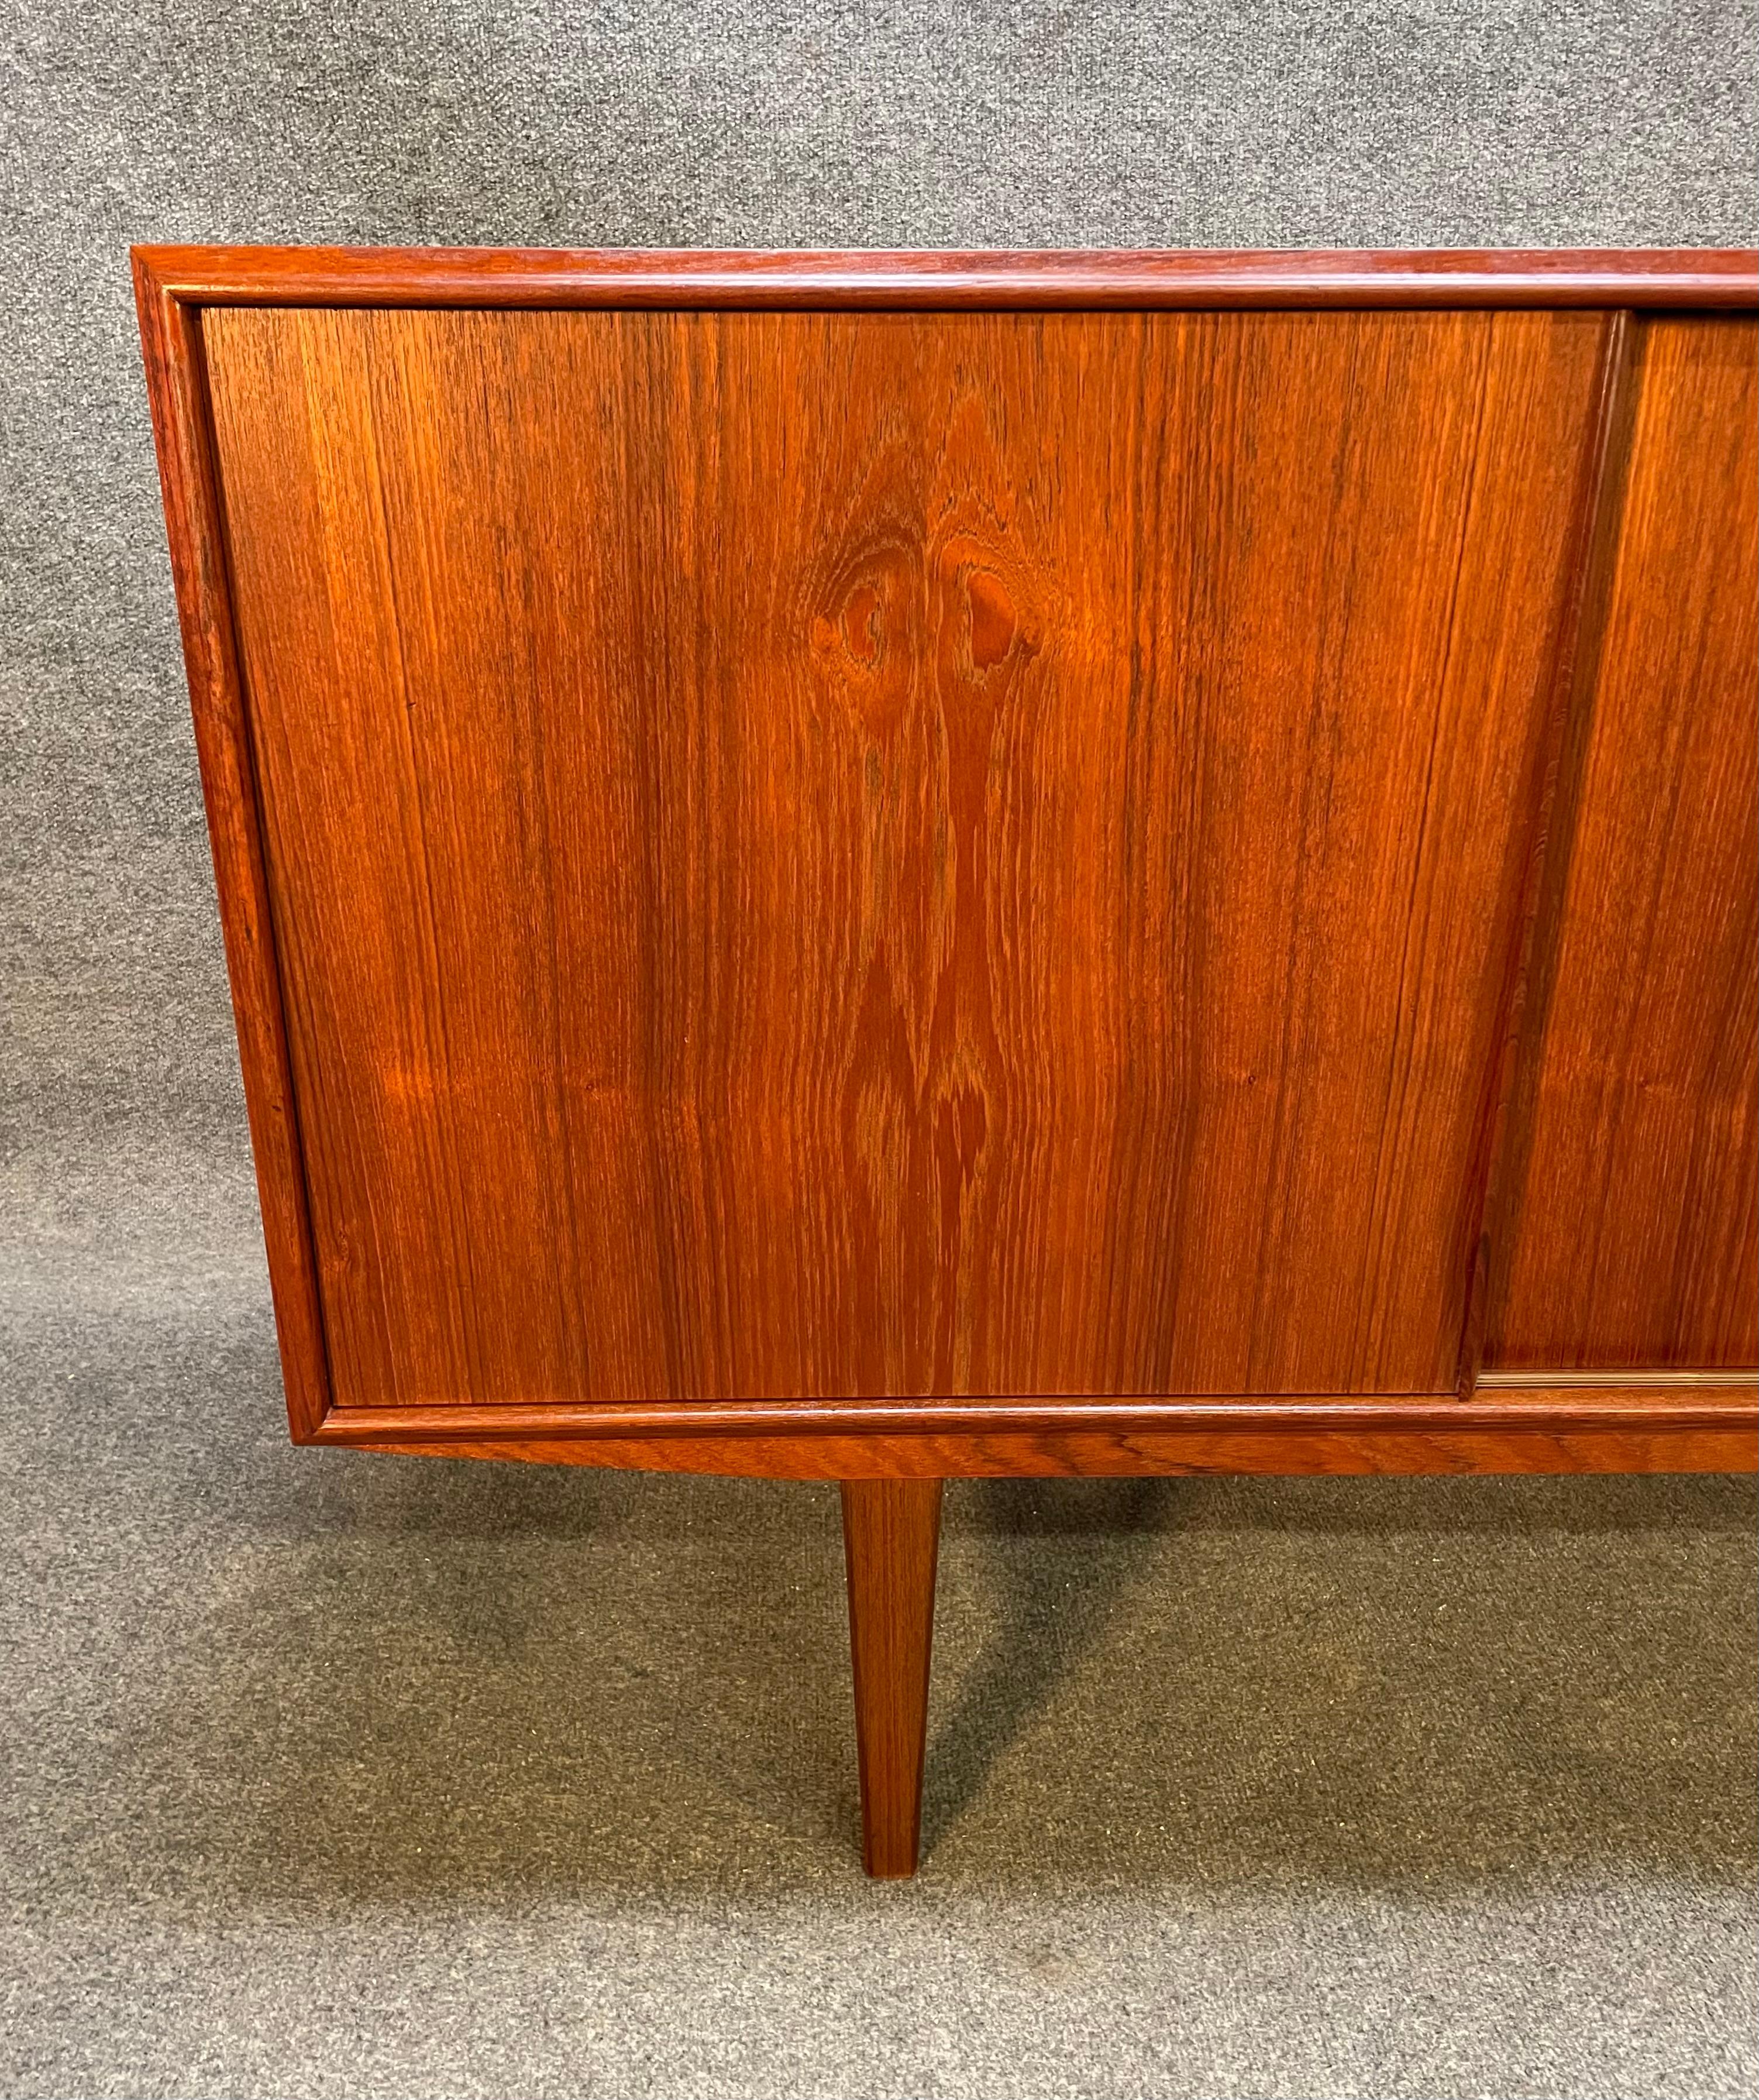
(133, 273), (332, 1438)
(202, 306), (1602, 1404)
(1489, 318), (1759, 1370)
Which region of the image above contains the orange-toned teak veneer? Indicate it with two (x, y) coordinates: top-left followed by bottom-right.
(134, 248), (1759, 1877)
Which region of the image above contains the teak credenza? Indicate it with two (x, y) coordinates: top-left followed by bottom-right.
(135, 247), (1759, 1876)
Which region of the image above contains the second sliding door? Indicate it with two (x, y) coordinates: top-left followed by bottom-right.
(202, 306), (1610, 1405)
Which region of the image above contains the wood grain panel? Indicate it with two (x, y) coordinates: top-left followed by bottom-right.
(203, 305), (1606, 1405)
(1488, 318), (1759, 1370)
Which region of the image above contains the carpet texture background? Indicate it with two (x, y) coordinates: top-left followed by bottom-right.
(2, 5), (1756, 2095)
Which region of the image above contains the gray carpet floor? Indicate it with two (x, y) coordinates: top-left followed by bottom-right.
(6, 4), (1758, 2093)
(2, 1229), (1755, 2098)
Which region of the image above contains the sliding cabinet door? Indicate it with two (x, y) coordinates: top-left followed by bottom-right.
(1488, 317), (1759, 1373)
(202, 306), (1607, 1404)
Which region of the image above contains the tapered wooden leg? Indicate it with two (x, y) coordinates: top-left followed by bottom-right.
(840, 1477), (943, 1878)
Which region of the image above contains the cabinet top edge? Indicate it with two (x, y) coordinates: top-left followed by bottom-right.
(132, 245), (1759, 312)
